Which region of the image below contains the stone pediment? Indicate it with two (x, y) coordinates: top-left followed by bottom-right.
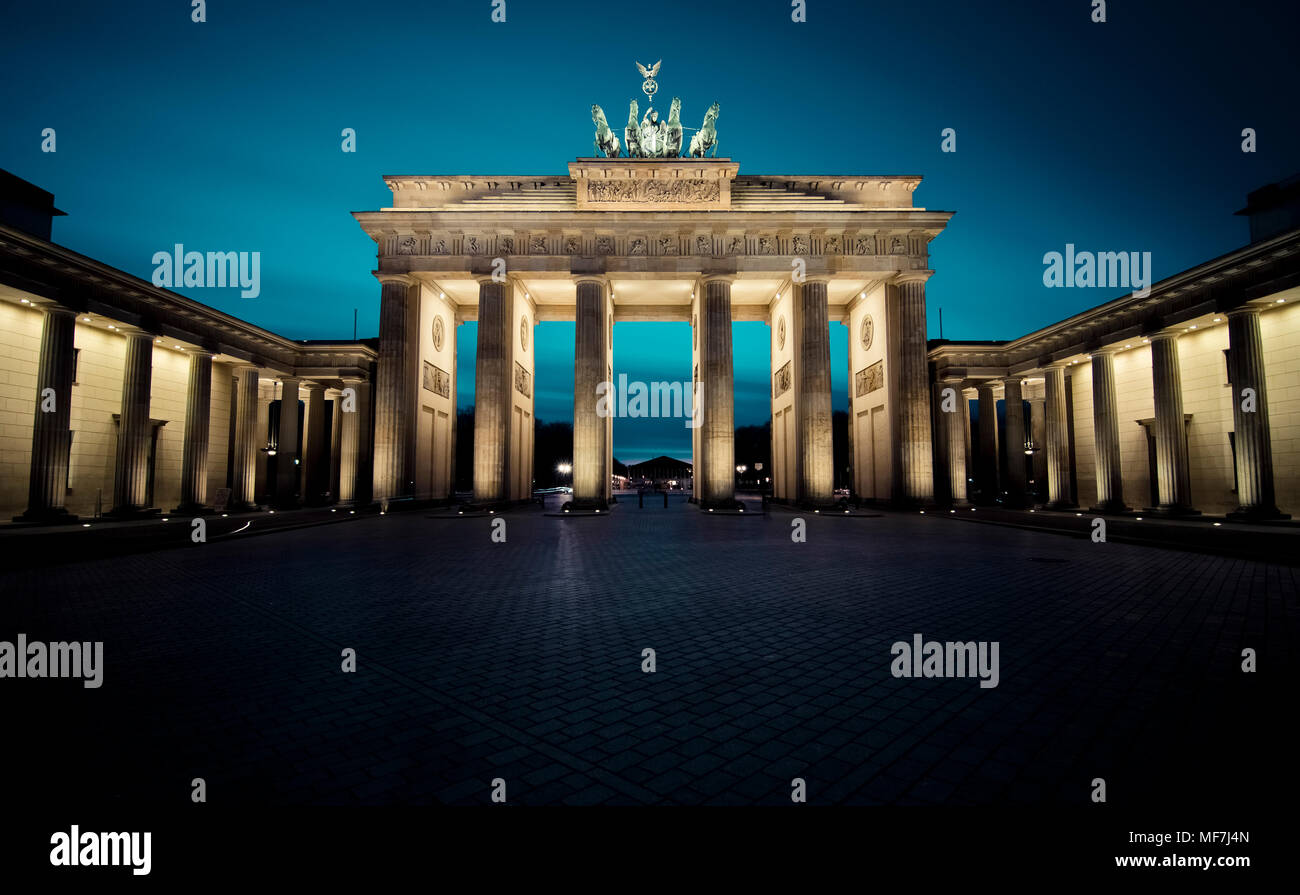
(569, 158), (739, 211)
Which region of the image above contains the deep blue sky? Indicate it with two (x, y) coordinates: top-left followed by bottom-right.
(3, 0), (1297, 461)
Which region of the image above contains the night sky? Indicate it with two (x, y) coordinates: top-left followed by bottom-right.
(3, 0), (1296, 461)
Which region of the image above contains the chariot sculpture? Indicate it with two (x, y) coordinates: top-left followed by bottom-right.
(590, 61), (720, 159)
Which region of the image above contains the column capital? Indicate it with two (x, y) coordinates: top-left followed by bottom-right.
(700, 273), (735, 286)
(1089, 346), (1120, 357)
(375, 273), (416, 287)
(37, 303), (78, 319)
(1001, 375), (1026, 389)
(1043, 359), (1071, 371)
(893, 270), (933, 286)
(340, 375), (367, 386)
(1226, 304), (1263, 319)
(185, 347), (216, 358)
(300, 379), (325, 392)
(1147, 328), (1181, 342)
(573, 275), (610, 290)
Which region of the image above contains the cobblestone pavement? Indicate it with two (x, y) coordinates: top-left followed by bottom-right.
(2, 496), (1293, 806)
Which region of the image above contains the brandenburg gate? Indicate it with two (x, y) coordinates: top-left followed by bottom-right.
(353, 154), (951, 510)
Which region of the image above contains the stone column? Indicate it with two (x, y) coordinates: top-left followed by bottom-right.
(1089, 349), (1127, 512)
(372, 274), (418, 502)
(176, 349), (214, 512)
(273, 378), (301, 506)
(1226, 306), (1284, 518)
(976, 382), (1000, 503)
(473, 279), (509, 504)
(940, 378), (969, 505)
(795, 279), (833, 505)
(21, 306), (78, 520)
(337, 377), (367, 503)
(111, 330), (154, 515)
(892, 273), (935, 503)
(1044, 363), (1074, 508)
(1028, 396), (1047, 497)
(700, 276), (736, 507)
(1001, 377), (1028, 507)
(300, 381), (328, 505)
(572, 278), (608, 507)
(328, 388), (343, 501)
(1149, 332), (1194, 513)
(231, 365), (260, 509)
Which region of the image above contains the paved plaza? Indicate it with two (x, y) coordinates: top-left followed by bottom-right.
(2, 498), (1292, 806)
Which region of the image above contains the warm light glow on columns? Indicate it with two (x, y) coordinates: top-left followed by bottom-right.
(572, 277), (610, 507)
(1226, 307), (1285, 518)
(21, 306), (77, 520)
(274, 377), (301, 506)
(111, 329), (155, 514)
(473, 278), (510, 503)
(231, 365), (260, 508)
(941, 378), (969, 505)
(976, 381), (1000, 503)
(1149, 332), (1194, 512)
(300, 381), (329, 505)
(1089, 348), (1128, 512)
(794, 279), (833, 505)
(1000, 377), (1028, 507)
(699, 275), (736, 506)
(176, 348), (215, 512)
(327, 388), (343, 501)
(337, 377), (368, 504)
(890, 273), (935, 504)
(1043, 362), (1074, 508)
(372, 274), (418, 502)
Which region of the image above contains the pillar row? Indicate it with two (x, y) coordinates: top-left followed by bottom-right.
(21, 306), (78, 520)
(111, 331), (154, 514)
(176, 349), (214, 512)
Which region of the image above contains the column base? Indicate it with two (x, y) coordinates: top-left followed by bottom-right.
(104, 506), (162, 520)
(1090, 501), (1132, 514)
(13, 507), (79, 525)
(1226, 506), (1291, 522)
(1142, 505), (1201, 517)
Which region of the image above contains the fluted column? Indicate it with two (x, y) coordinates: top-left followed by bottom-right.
(231, 365), (260, 509)
(1226, 307), (1284, 518)
(327, 388), (343, 501)
(111, 330), (154, 514)
(572, 278), (608, 507)
(1089, 349), (1127, 512)
(1028, 397), (1047, 497)
(892, 273), (934, 503)
(1001, 377), (1028, 507)
(700, 276), (736, 506)
(176, 349), (214, 512)
(976, 382), (1000, 503)
(300, 381), (328, 505)
(372, 275), (418, 502)
(273, 377), (301, 506)
(473, 279), (510, 503)
(795, 279), (833, 505)
(21, 306), (78, 520)
(941, 379), (969, 505)
(1044, 363), (1074, 508)
(1149, 332), (1194, 513)
(337, 377), (367, 503)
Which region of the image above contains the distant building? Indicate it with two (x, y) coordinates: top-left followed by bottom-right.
(626, 456), (693, 490)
